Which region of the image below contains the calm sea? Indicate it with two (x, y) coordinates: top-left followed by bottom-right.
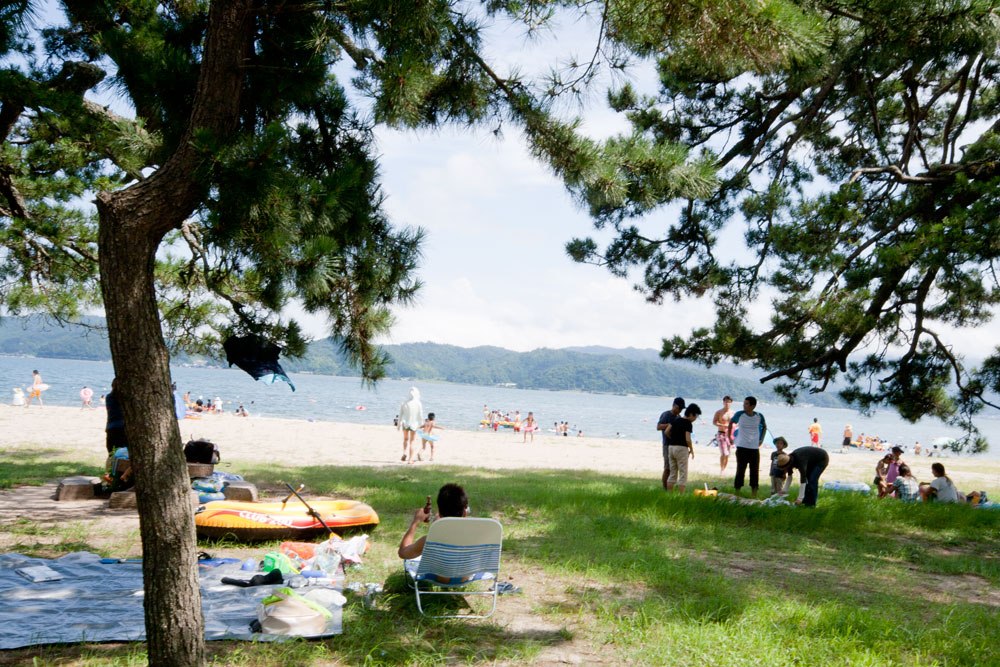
(5, 356), (1000, 457)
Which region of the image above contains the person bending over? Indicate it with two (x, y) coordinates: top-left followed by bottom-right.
(776, 445), (829, 507)
(398, 483), (470, 559)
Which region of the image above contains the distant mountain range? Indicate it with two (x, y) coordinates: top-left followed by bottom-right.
(0, 316), (844, 406)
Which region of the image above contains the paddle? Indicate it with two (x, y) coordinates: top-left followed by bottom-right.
(281, 482), (336, 537)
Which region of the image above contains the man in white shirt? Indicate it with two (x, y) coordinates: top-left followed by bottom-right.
(727, 396), (767, 498)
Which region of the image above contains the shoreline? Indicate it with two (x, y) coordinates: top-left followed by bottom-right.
(4, 405), (999, 493)
(0, 352), (846, 407)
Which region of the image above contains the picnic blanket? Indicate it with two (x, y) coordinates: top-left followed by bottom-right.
(0, 552), (342, 649)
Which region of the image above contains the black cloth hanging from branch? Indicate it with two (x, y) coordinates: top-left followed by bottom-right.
(222, 335), (295, 391)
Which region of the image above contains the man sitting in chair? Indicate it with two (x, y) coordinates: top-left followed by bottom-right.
(398, 483), (469, 559)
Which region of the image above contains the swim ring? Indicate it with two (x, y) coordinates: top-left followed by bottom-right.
(195, 499), (379, 541)
(418, 432), (439, 442)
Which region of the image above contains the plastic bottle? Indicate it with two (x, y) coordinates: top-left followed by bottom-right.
(313, 550), (341, 577)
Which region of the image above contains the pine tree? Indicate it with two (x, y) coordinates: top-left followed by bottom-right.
(0, 1), (815, 663)
(565, 0), (1000, 452)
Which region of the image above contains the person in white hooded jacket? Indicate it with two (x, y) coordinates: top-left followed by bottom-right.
(398, 387), (423, 463)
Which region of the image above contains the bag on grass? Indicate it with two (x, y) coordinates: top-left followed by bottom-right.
(184, 439), (220, 464)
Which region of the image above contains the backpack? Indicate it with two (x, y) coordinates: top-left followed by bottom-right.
(184, 439), (221, 464)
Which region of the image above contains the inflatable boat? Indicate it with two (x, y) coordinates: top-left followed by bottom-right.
(195, 499), (379, 540)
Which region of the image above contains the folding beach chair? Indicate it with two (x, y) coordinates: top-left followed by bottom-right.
(404, 517), (503, 619)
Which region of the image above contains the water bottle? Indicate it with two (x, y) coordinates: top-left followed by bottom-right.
(314, 550), (341, 577)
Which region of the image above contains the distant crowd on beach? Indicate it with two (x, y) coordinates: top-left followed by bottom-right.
(477, 406), (546, 441)
(181, 391), (248, 418)
(658, 395), (976, 508)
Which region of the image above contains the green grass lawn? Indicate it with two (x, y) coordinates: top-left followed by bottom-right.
(2, 455), (999, 665)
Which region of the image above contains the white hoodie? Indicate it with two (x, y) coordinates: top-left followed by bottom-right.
(398, 387), (423, 431)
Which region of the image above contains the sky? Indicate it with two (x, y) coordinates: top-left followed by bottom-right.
(295, 12), (724, 352)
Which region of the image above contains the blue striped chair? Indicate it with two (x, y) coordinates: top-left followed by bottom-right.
(403, 517), (503, 618)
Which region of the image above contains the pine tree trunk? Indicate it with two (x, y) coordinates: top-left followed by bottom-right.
(93, 3), (250, 662)
(97, 204), (205, 666)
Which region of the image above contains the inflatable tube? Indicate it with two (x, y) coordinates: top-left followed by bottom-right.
(418, 432), (438, 442)
(192, 477), (225, 493)
(822, 480), (871, 494)
(479, 419), (516, 428)
(195, 499), (379, 541)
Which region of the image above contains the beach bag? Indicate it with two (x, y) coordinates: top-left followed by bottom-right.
(184, 439), (220, 464)
(257, 587), (331, 636)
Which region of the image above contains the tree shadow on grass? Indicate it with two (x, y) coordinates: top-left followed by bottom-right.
(0, 457), (102, 489)
(233, 463), (1000, 664)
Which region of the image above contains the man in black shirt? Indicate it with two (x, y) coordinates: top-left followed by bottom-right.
(656, 397), (685, 490)
(776, 446), (830, 507)
(664, 404), (702, 493)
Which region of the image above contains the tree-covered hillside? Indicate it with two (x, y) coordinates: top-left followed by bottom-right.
(0, 318), (842, 405)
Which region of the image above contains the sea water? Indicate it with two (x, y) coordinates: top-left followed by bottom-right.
(4, 356), (1000, 456)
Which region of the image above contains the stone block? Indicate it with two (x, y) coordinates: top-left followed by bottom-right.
(108, 490), (136, 510)
(56, 476), (102, 501)
(223, 481), (258, 502)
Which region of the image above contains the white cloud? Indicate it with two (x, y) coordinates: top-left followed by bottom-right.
(382, 269), (717, 352)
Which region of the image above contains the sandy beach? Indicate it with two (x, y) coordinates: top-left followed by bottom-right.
(4, 404), (1000, 492)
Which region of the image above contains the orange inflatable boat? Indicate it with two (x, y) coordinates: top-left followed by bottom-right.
(195, 499), (379, 541)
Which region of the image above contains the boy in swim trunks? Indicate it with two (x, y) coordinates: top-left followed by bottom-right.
(713, 396), (734, 473)
(418, 413), (443, 461)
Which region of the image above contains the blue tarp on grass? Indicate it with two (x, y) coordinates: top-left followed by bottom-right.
(0, 552), (342, 649)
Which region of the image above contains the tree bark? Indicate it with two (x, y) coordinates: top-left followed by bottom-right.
(97, 212), (203, 662)
(94, 1), (251, 664)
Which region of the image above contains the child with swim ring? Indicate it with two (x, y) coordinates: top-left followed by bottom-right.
(522, 411), (538, 443)
(418, 413), (443, 461)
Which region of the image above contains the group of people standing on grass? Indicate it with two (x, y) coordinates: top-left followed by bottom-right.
(658, 395), (830, 506)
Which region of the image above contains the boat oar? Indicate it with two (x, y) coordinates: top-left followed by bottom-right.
(280, 484), (304, 511)
(282, 482), (336, 537)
